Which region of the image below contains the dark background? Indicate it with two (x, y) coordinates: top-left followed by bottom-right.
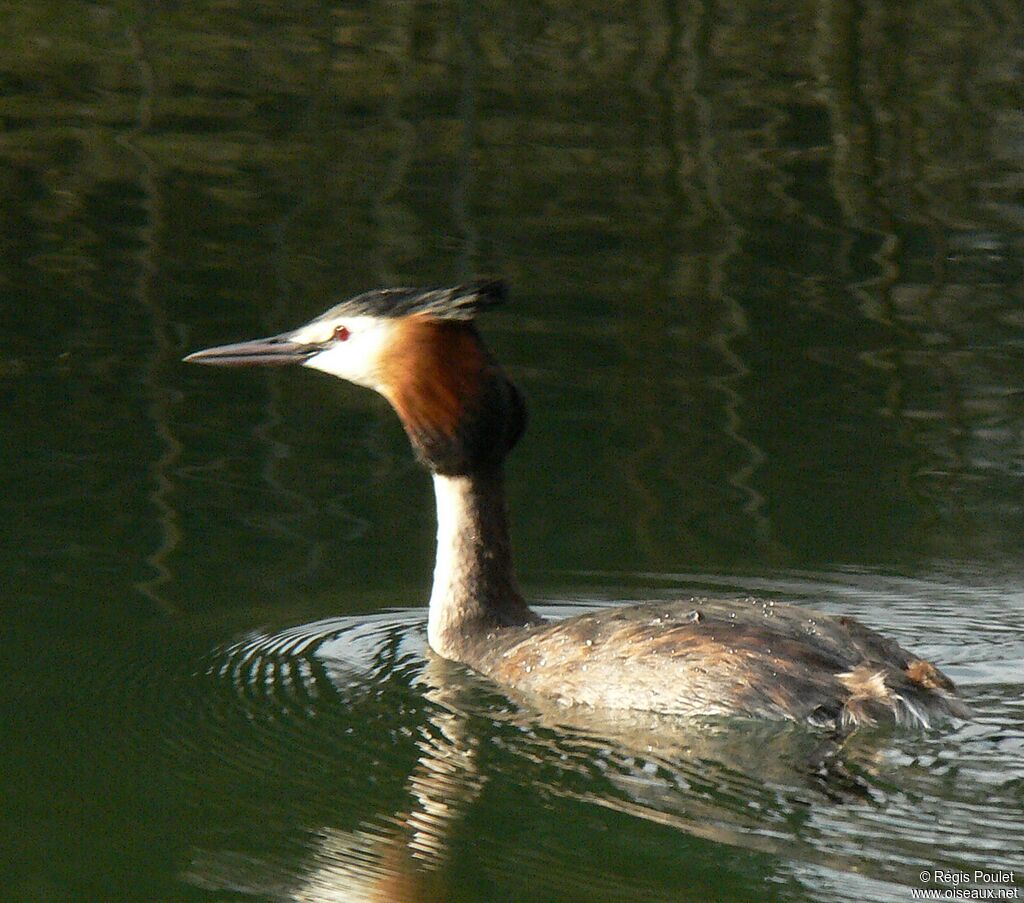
(1, 3), (1022, 901)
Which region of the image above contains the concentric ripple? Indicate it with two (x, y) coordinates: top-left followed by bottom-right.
(170, 611), (433, 806)
(205, 609), (430, 717)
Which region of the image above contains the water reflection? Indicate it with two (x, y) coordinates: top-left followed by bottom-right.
(177, 577), (1021, 902)
(3, 0), (1023, 615)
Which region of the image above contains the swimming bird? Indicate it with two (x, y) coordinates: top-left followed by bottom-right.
(186, 280), (968, 731)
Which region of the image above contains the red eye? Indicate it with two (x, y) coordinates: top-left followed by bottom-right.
(333, 325), (350, 342)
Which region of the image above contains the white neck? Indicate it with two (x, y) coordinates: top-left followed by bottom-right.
(427, 470), (537, 660)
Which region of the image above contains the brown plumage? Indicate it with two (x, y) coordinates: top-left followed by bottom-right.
(381, 317), (487, 441)
(379, 316), (526, 476)
(464, 598), (970, 729)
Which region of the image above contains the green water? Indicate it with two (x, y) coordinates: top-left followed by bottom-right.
(2, 2), (1023, 901)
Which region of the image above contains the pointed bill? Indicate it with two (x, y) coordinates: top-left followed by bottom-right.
(183, 334), (317, 367)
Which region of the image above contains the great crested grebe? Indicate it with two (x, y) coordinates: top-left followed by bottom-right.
(186, 280), (968, 730)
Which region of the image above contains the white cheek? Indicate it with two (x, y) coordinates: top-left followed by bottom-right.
(301, 319), (392, 391)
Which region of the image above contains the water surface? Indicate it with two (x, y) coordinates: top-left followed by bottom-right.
(2, 2), (1022, 900)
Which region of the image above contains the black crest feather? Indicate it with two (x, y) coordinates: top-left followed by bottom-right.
(314, 279), (507, 323)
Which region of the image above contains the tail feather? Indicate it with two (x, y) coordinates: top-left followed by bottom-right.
(838, 662), (969, 730)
